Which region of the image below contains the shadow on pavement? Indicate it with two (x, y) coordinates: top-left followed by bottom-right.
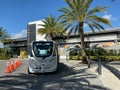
(0, 62), (109, 90)
(102, 61), (120, 80)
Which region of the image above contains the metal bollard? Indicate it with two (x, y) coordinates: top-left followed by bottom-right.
(98, 59), (102, 75)
(66, 51), (69, 61)
(66, 54), (68, 61)
(87, 56), (90, 68)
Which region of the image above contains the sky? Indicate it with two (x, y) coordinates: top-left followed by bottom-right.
(0, 0), (120, 39)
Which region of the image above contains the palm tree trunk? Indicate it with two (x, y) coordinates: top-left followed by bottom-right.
(79, 22), (88, 64)
(49, 32), (53, 40)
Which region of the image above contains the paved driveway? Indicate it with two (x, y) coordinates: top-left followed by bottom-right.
(0, 59), (106, 90)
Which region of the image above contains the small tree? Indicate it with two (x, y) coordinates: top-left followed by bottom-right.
(0, 27), (10, 43)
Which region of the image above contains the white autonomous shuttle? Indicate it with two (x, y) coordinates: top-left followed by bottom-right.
(28, 40), (59, 74)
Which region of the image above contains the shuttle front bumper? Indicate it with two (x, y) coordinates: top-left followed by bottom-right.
(28, 61), (58, 73)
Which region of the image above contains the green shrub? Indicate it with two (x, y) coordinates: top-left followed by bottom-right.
(97, 48), (107, 55)
(86, 49), (91, 56)
(69, 48), (120, 61)
(69, 55), (80, 60)
(79, 56), (82, 60)
(0, 56), (9, 60)
(117, 50), (120, 55)
(0, 48), (9, 60)
(89, 56), (95, 60)
(107, 50), (116, 56)
(104, 56), (120, 61)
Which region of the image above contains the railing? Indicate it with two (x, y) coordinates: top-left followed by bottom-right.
(10, 43), (27, 47)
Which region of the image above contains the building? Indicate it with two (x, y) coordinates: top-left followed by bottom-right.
(52, 28), (120, 58)
(27, 20), (48, 55)
(5, 19), (120, 58)
(4, 38), (27, 58)
(27, 20), (120, 58)
(54, 27), (120, 48)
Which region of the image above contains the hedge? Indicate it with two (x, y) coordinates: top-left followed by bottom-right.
(70, 55), (120, 61)
(69, 48), (120, 61)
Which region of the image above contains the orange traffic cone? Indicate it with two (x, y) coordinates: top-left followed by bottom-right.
(10, 61), (14, 71)
(15, 59), (19, 68)
(6, 61), (11, 73)
(18, 59), (21, 66)
(14, 60), (17, 68)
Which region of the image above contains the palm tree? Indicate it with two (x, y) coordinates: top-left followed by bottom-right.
(0, 27), (10, 43)
(58, 0), (111, 63)
(37, 15), (65, 40)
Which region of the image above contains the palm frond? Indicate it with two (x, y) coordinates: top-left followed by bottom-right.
(68, 27), (74, 35)
(86, 15), (111, 26)
(82, 0), (92, 15)
(64, 24), (72, 32)
(74, 25), (78, 34)
(65, 0), (74, 10)
(90, 23), (102, 32)
(58, 7), (72, 15)
(87, 6), (108, 15)
(37, 15), (65, 39)
(87, 23), (95, 32)
(59, 0), (111, 36)
(92, 22), (105, 30)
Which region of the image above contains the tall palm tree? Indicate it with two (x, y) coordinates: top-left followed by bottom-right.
(0, 27), (10, 43)
(58, 0), (111, 63)
(37, 15), (65, 40)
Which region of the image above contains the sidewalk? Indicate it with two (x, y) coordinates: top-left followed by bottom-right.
(61, 60), (106, 90)
(62, 60), (120, 90)
(89, 61), (120, 90)
(103, 61), (120, 79)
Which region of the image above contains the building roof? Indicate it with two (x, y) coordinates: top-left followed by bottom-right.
(12, 38), (27, 42)
(85, 27), (120, 35)
(53, 27), (120, 39)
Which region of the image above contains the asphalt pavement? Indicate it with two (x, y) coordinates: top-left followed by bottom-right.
(0, 59), (120, 90)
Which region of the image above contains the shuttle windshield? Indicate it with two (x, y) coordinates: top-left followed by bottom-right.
(33, 41), (53, 57)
